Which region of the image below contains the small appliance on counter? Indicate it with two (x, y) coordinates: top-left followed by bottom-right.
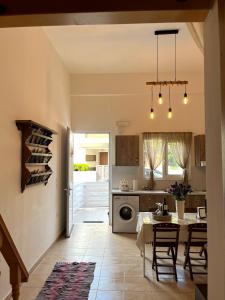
(119, 179), (129, 191)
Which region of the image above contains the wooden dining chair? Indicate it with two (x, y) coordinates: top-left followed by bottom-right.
(183, 223), (207, 280)
(152, 223), (180, 281)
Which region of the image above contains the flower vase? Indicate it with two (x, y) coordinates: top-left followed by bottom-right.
(176, 200), (185, 219)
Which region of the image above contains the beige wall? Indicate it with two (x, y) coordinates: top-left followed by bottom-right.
(71, 73), (205, 135)
(205, 1), (225, 298)
(0, 27), (70, 299)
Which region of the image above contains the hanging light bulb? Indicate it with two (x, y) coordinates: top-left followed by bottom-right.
(183, 92), (189, 104)
(183, 92), (188, 104)
(149, 86), (155, 120)
(168, 86), (172, 119)
(149, 108), (155, 119)
(158, 84), (163, 105)
(158, 92), (163, 105)
(183, 84), (188, 104)
(168, 107), (172, 119)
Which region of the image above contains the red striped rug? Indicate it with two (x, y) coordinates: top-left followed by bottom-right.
(36, 262), (96, 300)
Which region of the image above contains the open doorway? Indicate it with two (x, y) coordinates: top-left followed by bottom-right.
(73, 133), (110, 223)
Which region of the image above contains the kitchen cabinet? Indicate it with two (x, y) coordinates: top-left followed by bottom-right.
(139, 195), (176, 212)
(115, 135), (139, 166)
(194, 135), (206, 167)
(139, 194), (206, 213)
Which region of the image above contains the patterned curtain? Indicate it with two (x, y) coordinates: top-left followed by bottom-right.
(143, 133), (166, 189)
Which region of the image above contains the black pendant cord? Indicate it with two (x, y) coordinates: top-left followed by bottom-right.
(169, 85), (171, 108)
(151, 85), (154, 108)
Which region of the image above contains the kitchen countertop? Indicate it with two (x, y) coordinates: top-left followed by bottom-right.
(111, 189), (206, 196)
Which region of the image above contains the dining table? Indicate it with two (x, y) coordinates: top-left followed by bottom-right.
(136, 212), (207, 277)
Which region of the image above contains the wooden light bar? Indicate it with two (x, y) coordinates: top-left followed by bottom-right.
(146, 80), (188, 86)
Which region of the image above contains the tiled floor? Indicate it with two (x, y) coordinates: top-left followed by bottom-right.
(74, 207), (109, 224)
(19, 223), (207, 300)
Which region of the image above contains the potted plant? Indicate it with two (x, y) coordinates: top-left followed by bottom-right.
(167, 182), (192, 219)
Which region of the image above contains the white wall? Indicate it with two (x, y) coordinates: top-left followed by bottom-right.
(0, 27), (70, 299)
(71, 72), (205, 189)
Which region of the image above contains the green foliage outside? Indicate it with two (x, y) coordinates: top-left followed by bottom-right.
(74, 163), (89, 171)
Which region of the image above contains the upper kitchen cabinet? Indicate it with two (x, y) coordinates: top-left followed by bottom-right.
(115, 135), (139, 166)
(194, 135), (206, 167)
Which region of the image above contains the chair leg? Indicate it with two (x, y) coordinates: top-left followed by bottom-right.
(152, 248), (156, 270)
(183, 246), (189, 269)
(199, 246), (204, 257)
(171, 247), (177, 281)
(155, 257), (159, 281)
(203, 248), (208, 269)
(188, 256), (194, 280)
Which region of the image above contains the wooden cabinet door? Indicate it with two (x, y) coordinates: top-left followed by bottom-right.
(139, 195), (157, 212)
(116, 135), (139, 166)
(139, 194), (176, 212)
(194, 135), (206, 167)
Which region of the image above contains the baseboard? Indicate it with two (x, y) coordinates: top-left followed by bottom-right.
(4, 229), (65, 300)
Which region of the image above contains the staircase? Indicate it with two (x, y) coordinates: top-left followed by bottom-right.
(0, 214), (29, 300)
(73, 181), (109, 208)
(83, 181), (109, 207)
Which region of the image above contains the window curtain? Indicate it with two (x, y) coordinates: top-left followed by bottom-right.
(143, 133), (166, 189)
(168, 132), (192, 185)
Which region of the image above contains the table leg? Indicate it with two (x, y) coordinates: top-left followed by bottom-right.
(143, 243), (146, 277)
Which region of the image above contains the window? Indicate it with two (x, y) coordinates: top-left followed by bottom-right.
(144, 138), (185, 180)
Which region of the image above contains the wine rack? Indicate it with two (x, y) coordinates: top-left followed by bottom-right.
(16, 120), (57, 192)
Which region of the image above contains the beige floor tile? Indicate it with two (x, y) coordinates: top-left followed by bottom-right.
(96, 291), (124, 300)
(150, 292), (195, 300)
(124, 291), (155, 300)
(98, 278), (126, 291)
(19, 223), (203, 300)
(124, 277), (153, 292)
(22, 274), (47, 288)
(19, 287), (40, 300)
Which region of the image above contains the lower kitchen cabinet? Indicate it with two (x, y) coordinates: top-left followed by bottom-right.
(139, 195), (176, 212)
(139, 194), (206, 213)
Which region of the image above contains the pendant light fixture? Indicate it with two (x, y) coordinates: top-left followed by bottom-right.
(183, 84), (188, 104)
(146, 29), (189, 119)
(156, 36), (163, 105)
(168, 86), (172, 119)
(158, 85), (163, 105)
(149, 86), (155, 119)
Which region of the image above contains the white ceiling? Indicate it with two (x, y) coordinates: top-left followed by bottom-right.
(44, 22), (203, 74)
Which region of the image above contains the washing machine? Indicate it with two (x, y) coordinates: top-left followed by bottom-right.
(112, 195), (139, 233)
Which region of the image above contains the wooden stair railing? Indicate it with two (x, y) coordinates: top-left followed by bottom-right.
(0, 214), (29, 300)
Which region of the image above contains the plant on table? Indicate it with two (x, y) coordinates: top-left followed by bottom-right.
(167, 182), (192, 219)
(167, 182), (192, 200)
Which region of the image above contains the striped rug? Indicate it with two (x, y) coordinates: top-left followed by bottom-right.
(36, 262), (96, 300)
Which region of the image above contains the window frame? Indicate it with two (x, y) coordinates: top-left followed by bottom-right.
(144, 139), (186, 181)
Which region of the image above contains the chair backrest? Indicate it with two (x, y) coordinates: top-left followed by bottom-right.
(187, 223), (207, 245)
(153, 223), (180, 244)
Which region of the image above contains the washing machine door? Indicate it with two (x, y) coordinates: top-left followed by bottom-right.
(118, 204), (135, 222)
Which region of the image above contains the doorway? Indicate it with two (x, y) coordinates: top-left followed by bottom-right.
(73, 133), (110, 223)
